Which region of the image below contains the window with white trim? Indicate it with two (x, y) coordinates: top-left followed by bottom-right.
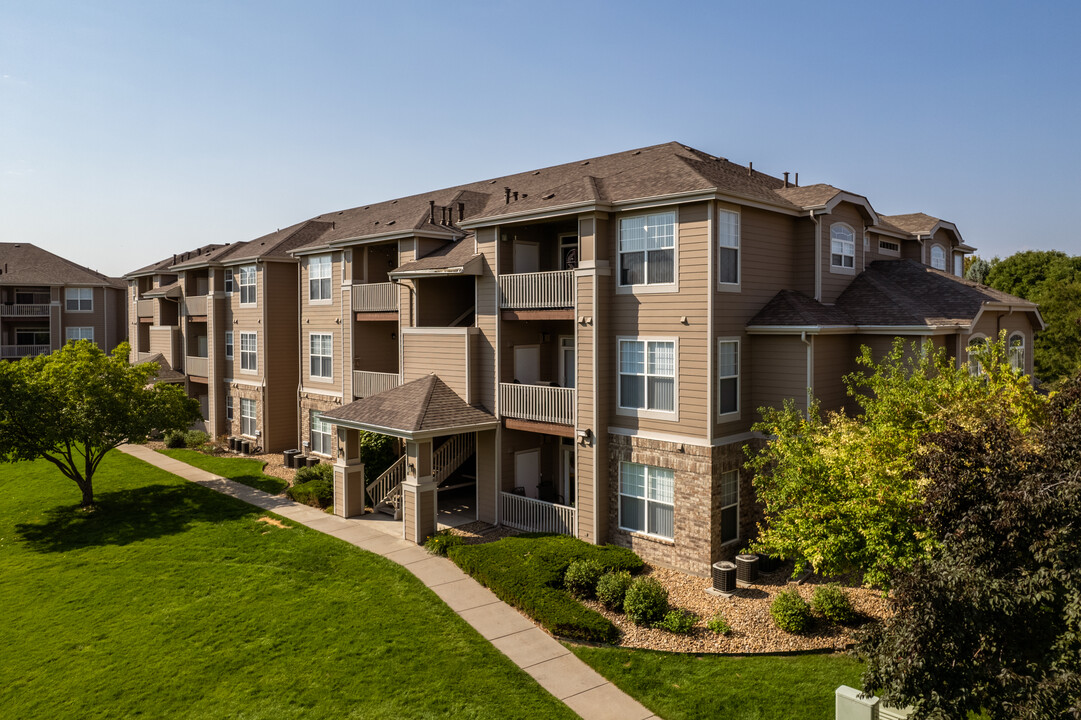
(967, 335), (987, 376)
(240, 332), (257, 372)
(717, 339), (739, 417)
(717, 209), (739, 285)
(226, 395), (234, 422)
(224, 269), (234, 294)
(225, 331), (233, 359)
(879, 239), (900, 253)
(309, 254), (332, 301)
(954, 254), (964, 277)
(619, 461), (674, 539)
(238, 265), (256, 305)
(930, 245), (947, 271)
(310, 334), (333, 379)
(619, 211), (675, 286)
(65, 287), (93, 311)
(619, 339), (675, 412)
(240, 398), (256, 437)
(310, 410), (332, 456)
(1009, 333), (1025, 374)
(65, 327), (94, 342)
(720, 469), (739, 544)
(830, 224), (855, 269)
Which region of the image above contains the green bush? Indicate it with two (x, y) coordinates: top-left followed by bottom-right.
(770, 589), (813, 634)
(623, 577), (669, 626)
(163, 431), (186, 449)
(811, 583), (855, 624)
(707, 611), (732, 635)
(447, 534), (643, 642)
(425, 531), (464, 557)
(294, 462), (333, 484)
(286, 477), (333, 508)
(564, 559), (603, 599)
(654, 608), (697, 634)
(183, 430), (209, 448)
(596, 570), (633, 611)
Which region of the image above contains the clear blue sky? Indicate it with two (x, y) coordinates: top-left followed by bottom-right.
(2, 0), (1079, 277)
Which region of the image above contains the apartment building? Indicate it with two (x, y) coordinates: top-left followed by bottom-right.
(0, 242), (126, 359)
(129, 143), (1042, 575)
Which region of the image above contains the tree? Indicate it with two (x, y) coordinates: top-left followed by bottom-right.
(858, 372), (1081, 719)
(0, 340), (201, 506)
(963, 254), (993, 284)
(748, 336), (1045, 588)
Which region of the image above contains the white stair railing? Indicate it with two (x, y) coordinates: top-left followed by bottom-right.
(434, 433), (474, 485)
(366, 455), (406, 510)
(500, 492), (576, 535)
(498, 269), (574, 309)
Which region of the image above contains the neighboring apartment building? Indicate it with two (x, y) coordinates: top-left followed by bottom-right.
(128, 143), (1043, 575)
(0, 242), (126, 359)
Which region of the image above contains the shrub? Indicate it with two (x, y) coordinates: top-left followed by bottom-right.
(655, 608), (697, 634)
(770, 588), (813, 634)
(596, 570), (633, 611)
(294, 462), (333, 485)
(286, 477), (333, 508)
(564, 559), (603, 599)
(707, 612), (732, 635)
(623, 577), (669, 626)
(425, 530), (464, 557)
(163, 431), (186, 449)
(183, 430), (209, 448)
(811, 583), (855, 624)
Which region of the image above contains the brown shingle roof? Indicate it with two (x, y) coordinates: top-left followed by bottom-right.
(138, 353), (185, 383)
(773, 184), (844, 208)
(391, 237), (482, 276)
(878, 213), (941, 235)
(0, 242), (124, 288)
(322, 374), (496, 438)
(126, 243), (229, 277)
(747, 290), (854, 327)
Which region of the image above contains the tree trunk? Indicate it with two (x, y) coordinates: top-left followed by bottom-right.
(78, 478), (94, 507)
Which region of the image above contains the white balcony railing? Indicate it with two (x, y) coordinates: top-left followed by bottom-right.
(136, 299), (155, 317)
(500, 492), (576, 535)
(0, 304), (50, 317)
(499, 383), (575, 426)
(352, 282), (399, 312)
(499, 269), (574, 309)
(0, 344), (50, 358)
(185, 355), (209, 377)
(353, 370), (401, 398)
(183, 295), (208, 317)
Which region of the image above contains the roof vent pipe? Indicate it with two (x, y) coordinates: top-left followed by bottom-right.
(513, 191), (518, 201)
(748, 161), (753, 176)
(783, 172), (790, 188)
(429, 200), (436, 223)
(504, 187), (511, 204)
(795, 172), (799, 187)
(458, 202), (465, 222)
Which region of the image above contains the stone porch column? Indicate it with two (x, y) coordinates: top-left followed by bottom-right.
(333, 426), (366, 518)
(401, 438), (437, 544)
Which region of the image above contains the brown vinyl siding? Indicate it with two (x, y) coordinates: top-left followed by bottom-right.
(476, 429), (497, 523)
(821, 202), (867, 304)
(574, 261), (595, 542)
(812, 335), (855, 413)
(300, 252), (342, 392)
(474, 229), (498, 413)
(750, 335), (808, 418)
(264, 262), (299, 451)
(401, 329), (470, 400)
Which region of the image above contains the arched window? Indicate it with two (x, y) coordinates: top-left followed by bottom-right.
(1009, 333), (1026, 374)
(830, 224), (855, 269)
(930, 244), (946, 271)
(967, 335), (988, 375)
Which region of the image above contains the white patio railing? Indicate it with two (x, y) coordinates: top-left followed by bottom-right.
(499, 383), (575, 426)
(0, 344), (50, 358)
(185, 355), (209, 377)
(353, 370), (401, 398)
(0, 304), (50, 317)
(352, 282), (399, 312)
(498, 269), (574, 309)
(500, 492), (576, 535)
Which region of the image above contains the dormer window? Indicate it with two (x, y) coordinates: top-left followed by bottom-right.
(830, 224), (855, 269)
(930, 245), (947, 271)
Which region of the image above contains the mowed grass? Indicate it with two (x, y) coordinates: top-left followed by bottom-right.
(570, 646), (865, 720)
(158, 447), (289, 494)
(0, 452), (576, 720)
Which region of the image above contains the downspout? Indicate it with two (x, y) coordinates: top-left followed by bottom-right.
(296, 258), (303, 454)
(810, 210), (822, 301)
(801, 331), (813, 418)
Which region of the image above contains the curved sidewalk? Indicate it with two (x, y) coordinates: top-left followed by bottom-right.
(119, 445), (657, 720)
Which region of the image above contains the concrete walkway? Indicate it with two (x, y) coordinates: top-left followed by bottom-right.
(119, 445), (658, 720)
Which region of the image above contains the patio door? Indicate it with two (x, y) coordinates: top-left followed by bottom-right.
(561, 439), (575, 507)
(558, 336), (575, 388)
(515, 449), (540, 499)
(513, 241), (539, 273)
(513, 345), (540, 385)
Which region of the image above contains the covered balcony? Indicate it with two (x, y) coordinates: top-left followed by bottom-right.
(496, 218), (577, 320)
(353, 370), (401, 399)
(183, 294), (208, 319)
(135, 299), (155, 319)
(352, 282), (398, 316)
(499, 269), (574, 318)
(351, 242), (400, 319)
(498, 431), (576, 536)
(0, 303), (50, 318)
(499, 383), (575, 429)
(1, 344), (50, 359)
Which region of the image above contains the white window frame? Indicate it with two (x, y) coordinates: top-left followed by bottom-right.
(618, 461), (675, 540)
(717, 338), (740, 419)
(239, 331), (257, 373)
(830, 223), (856, 272)
(224, 269), (234, 295)
(954, 253), (964, 277)
(65, 327), (94, 342)
(720, 469), (740, 545)
(240, 397), (256, 438)
(967, 334), (988, 376)
(617, 337), (678, 420)
(930, 244), (947, 271)
(237, 265), (256, 305)
(716, 206), (740, 290)
(225, 331), (233, 359)
(65, 287), (93, 312)
(617, 210), (678, 291)
(1008, 332), (1026, 374)
(309, 254), (332, 302)
(226, 395), (234, 422)
(309, 333), (333, 380)
(310, 410), (333, 457)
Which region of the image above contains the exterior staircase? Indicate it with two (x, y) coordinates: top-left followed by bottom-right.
(367, 433), (476, 518)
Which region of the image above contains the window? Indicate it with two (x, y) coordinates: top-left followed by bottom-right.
(717, 339), (739, 416)
(830, 224), (855, 269)
(967, 336), (987, 376)
(225, 331), (233, 359)
(619, 339), (675, 413)
(16, 328), (49, 345)
(1009, 333), (1025, 374)
(65, 287), (93, 311)
(954, 254), (964, 277)
(309, 254), (332, 301)
(619, 211), (675, 286)
(65, 327), (94, 342)
(720, 470), (739, 544)
(879, 239), (900, 253)
(240, 398), (256, 437)
(619, 462), (674, 539)
(240, 332), (257, 372)
(310, 410), (332, 456)
(310, 334), (333, 379)
(930, 245), (946, 271)
(717, 209), (739, 285)
(226, 395), (233, 422)
(237, 265), (256, 305)
(224, 269), (234, 294)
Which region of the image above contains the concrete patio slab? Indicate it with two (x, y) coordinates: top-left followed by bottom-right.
(562, 682), (656, 720)
(525, 653), (608, 700)
(429, 577), (501, 613)
(458, 602), (536, 641)
(491, 627), (570, 669)
(407, 556), (469, 587)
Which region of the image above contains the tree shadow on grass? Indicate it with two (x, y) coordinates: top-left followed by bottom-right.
(229, 474), (288, 495)
(16, 483), (259, 553)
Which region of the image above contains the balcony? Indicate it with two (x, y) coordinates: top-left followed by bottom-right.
(353, 370), (401, 399)
(136, 299), (155, 319)
(500, 492), (576, 535)
(499, 270), (574, 310)
(0, 304), (50, 318)
(183, 295), (208, 318)
(1, 344), (50, 359)
(499, 383), (575, 427)
(352, 282), (398, 314)
(185, 355), (209, 378)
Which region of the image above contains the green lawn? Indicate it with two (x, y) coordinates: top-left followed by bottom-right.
(570, 646), (864, 720)
(0, 452), (577, 719)
(158, 447), (290, 494)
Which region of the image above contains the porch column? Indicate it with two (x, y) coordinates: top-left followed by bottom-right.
(333, 426), (366, 518)
(401, 438), (437, 544)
